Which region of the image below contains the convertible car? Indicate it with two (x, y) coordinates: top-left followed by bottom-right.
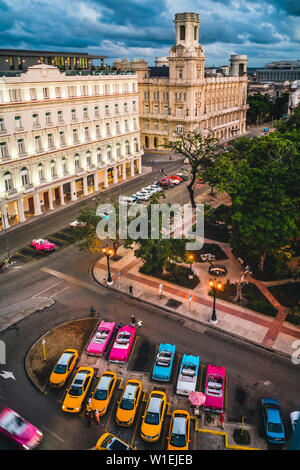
(31, 239), (55, 252)
(152, 343), (176, 382)
(108, 325), (135, 364)
(176, 354), (200, 396)
(203, 364), (225, 413)
(87, 321), (115, 356)
(0, 407), (43, 450)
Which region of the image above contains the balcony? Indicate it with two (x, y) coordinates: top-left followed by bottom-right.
(0, 128), (8, 136)
(32, 123), (41, 130)
(22, 183), (34, 193)
(5, 189), (18, 199)
(35, 148), (44, 155)
(57, 120), (65, 126)
(14, 126), (25, 134)
(75, 167), (85, 176)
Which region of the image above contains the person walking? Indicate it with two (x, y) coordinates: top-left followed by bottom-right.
(85, 402), (93, 427)
(219, 412), (225, 429)
(90, 305), (96, 317)
(130, 315), (136, 327)
(129, 284), (133, 296)
(94, 408), (100, 425)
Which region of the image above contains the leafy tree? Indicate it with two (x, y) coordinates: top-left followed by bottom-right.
(166, 130), (223, 207)
(247, 93), (272, 124)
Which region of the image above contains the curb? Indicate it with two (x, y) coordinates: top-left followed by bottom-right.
(91, 262), (293, 363)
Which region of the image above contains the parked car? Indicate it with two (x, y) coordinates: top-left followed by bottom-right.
(115, 379), (142, 426)
(167, 410), (190, 450)
(176, 354), (200, 396)
(132, 192), (150, 201)
(262, 398), (285, 444)
(90, 371), (117, 415)
(86, 321), (115, 356)
(203, 364), (225, 413)
(62, 367), (94, 413)
(176, 173), (188, 181)
(119, 196), (138, 206)
(140, 390), (167, 442)
(31, 239), (55, 252)
(290, 411), (300, 432)
(0, 407), (43, 450)
(167, 176), (180, 185)
(152, 343), (176, 382)
(49, 348), (78, 388)
(147, 184), (164, 192)
(69, 220), (87, 228)
(158, 178), (174, 188)
(108, 325), (135, 363)
(169, 175), (183, 182)
(95, 432), (135, 450)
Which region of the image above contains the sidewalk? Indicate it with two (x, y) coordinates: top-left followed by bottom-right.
(93, 244), (300, 359)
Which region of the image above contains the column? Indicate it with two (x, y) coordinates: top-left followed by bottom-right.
(33, 192), (42, 216)
(114, 167), (118, 184)
(83, 176), (88, 196)
(0, 203), (10, 229)
(104, 169), (108, 188)
(18, 197), (26, 223)
(130, 159), (135, 177)
(138, 156), (142, 174)
(59, 185), (65, 206)
(71, 180), (77, 201)
(122, 162), (126, 181)
(94, 171), (99, 192)
(48, 188), (54, 210)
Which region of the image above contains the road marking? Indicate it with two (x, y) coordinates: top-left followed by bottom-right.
(50, 286), (70, 298)
(41, 425), (64, 443)
(32, 280), (64, 298)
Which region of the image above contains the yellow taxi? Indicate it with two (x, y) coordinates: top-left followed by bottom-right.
(91, 371), (117, 415)
(115, 379), (142, 426)
(140, 390), (166, 442)
(49, 349), (78, 388)
(95, 433), (135, 450)
(62, 367), (94, 413)
(167, 410), (190, 450)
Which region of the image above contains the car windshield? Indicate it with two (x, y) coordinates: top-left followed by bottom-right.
(0, 413), (27, 436)
(69, 384), (82, 396)
(268, 422), (283, 434)
(170, 433), (186, 447)
(94, 388), (108, 400)
(102, 436), (129, 450)
(145, 412), (159, 425)
(120, 398), (134, 410)
(53, 363), (67, 374)
(182, 364), (196, 375)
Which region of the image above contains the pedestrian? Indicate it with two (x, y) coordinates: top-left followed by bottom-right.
(129, 284), (133, 296)
(136, 319), (142, 328)
(85, 403), (92, 427)
(220, 412), (225, 429)
(94, 409), (100, 425)
(117, 321), (122, 329)
(90, 305), (96, 317)
(130, 315), (136, 327)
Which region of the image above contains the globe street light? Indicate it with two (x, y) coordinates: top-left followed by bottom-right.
(102, 246), (113, 286)
(209, 278), (223, 325)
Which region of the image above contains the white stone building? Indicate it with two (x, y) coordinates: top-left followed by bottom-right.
(0, 64), (142, 230)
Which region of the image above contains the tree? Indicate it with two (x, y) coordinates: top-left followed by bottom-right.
(247, 93), (272, 124)
(166, 130), (223, 207)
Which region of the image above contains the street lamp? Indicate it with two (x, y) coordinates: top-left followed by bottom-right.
(102, 246), (113, 285)
(209, 278), (222, 325)
(188, 253), (194, 279)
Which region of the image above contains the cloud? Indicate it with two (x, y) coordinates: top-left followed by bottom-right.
(0, 0), (298, 67)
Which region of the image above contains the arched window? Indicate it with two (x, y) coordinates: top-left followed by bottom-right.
(4, 171), (13, 191)
(134, 138), (139, 152)
(145, 136), (149, 148)
(116, 143), (121, 158)
(180, 25), (185, 40)
(125, 141), (130, 156)
(21, 167), (30, 186)
(86, 150), (91, 168)
(74, 153), (80, 170)
(194, 26), (198, 41)
(62, 157), (68, 175)
(50, 159), (57, 178)
(107, 145), (112, 161)
(96, 148), (102, 166)
(38, 162), (45, 182)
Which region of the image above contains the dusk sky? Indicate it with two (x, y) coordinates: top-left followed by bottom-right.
(0, 0), (299, 67)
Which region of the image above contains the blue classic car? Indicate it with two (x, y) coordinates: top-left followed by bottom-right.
(176, 354), (200, 396)
(262, 398), (285, 444)
(152, 343), (176, 382)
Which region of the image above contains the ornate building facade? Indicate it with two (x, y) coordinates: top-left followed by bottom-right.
(0, 65), (142, 230)
(114, 12), (248, 149)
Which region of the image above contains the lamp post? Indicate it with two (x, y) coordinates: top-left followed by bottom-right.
(209, 278), (222, 325)
(102, 246), (113, 285)
(188, 253), (194, 279)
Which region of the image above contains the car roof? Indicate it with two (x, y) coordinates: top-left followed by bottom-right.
(267, 407), (281, 423)
(58, 351), (73, 366)
(173, 415), (187, 434)
(123, 383), (138, 399)
(148, 395), (163, 413)
(97, 374), (112, 390)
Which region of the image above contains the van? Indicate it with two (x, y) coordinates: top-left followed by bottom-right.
(119, 196), (137, 206)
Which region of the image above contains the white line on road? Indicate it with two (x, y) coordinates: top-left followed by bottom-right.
(32, 281), (64, 298)
(50, 286), (70, 298)
(41, 425), (64, 443)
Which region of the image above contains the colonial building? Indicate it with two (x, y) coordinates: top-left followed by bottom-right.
(114, 12), (248, 149)
(0, 64), (142, 230)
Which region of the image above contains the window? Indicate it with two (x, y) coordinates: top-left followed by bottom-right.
(9, 89), (21, 102)
(116, 121), (120, 134)
(154, 105), (159, 114)
(30, 88), (37, 100)
(105, 105), (109, 116)
(96, 149), (102, 165)
(124, 103), (128, 113)
(163, 123), (168, 132)
(0, 118), (5, 132)
(55, 87), (61, 98)
(84, 127), (90, 141)
(86, 151), (91, 167)
(95, 124), (100, 138)
(21, 167), (30, 186)
(74, 154), (80, 169)
(125, 141), (130, 155)
(106, 123), (111, 137)
(124, 120), (129, 133)
(71, 109), (77, 121)
(17, 139), (25, 155)
(43, 88), (50, 99)
(176, 124), (184, 134)
(180, 25), (185, 40)
(107, 145), (112, 160)
(144, 121), (149, 130)
(4, 171), (14, 191)
(45, 112), (52, 125)
(154, 121), (158, 131)
(134, 139), (139, 152)
(145, 104), (149, 114)
(164, 106), (168, 115)
(0, 142), (9, 159)
(104, 84), (110, 94)
(179, 69), (183, 79)
(14, 116), (22, 129)
(73, 128), (78, 143)
(35, 135), (42, 152)
(194, 26), (198, 41)
(50, 160), (57, 178)
(115, 103), (119, 114)
(177, 107), (183, 117)
(116, 143), (121, 158)
(57, 110), (63, 122)
(68, 86), (76, 98)
(32, 113), (40, 128)
(62, 157), (68, 174)
(81, 85), (88, 97)
(133, 118), (138, 130)
(38, 163), (45, 182)
(83, 107), (89, 119)
(48, 134), (55, 149)
(94, 106), (99, 118)
(93, 84), (99, 95)
(59, 131), (65, 146)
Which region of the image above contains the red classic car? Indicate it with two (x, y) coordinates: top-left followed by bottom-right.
(31, 239), (55, 252)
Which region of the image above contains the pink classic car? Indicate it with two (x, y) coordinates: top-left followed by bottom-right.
(87, 321), (116, 356)
(0, 407), (43, 450)
(203, 364), (225, 414)
(32, 239), (55, 252)
(108, 325), (135, 364)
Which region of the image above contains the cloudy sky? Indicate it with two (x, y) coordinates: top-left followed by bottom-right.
(0, 0), (299, 67)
